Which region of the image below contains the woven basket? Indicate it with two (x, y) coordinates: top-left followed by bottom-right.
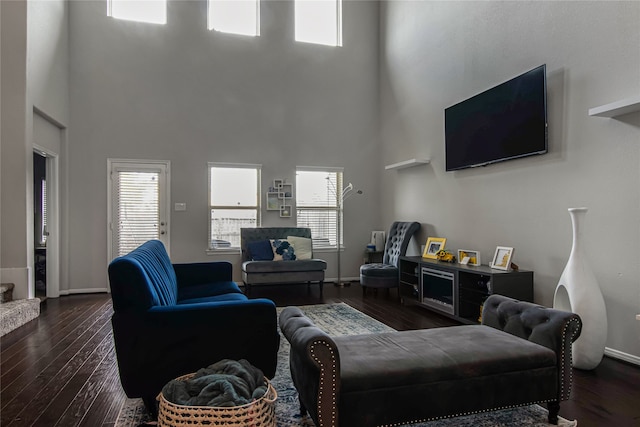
(157, 374), (277, 427)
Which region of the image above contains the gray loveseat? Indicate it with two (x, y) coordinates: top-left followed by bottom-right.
(240, 227), (327, 293)
(280, 294), (582, 426)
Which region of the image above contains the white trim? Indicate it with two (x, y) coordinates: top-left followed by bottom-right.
(604, 347), (640, 366)
(59, 288), (109, 295)
(208, 161), (262, 169)
(297, 165), (344, 173)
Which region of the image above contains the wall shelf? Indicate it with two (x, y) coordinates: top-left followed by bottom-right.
(589, 95), (640, 118)
(385, 158), (430, 170)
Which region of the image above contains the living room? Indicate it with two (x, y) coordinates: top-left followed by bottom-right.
(1, 0), (639, 425)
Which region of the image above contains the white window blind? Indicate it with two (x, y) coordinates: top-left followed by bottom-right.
(209, 164), (260, 248)
(114, 171), (160, 257)
(296, 169), (343, 248)
(41, 179), (48, 245)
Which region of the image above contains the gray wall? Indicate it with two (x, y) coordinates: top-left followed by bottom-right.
(379, 1), (640, 359)
(67, 0), (381, 290)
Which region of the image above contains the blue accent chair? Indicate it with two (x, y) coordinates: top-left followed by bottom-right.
(108, 240), (280, 415)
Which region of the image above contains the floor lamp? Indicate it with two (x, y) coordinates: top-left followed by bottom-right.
(335, 183), (363, 287)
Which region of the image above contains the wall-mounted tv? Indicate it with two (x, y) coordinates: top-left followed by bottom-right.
(444, 65), (548, 172)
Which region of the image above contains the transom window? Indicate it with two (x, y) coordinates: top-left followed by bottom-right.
(296, 168), (343, 249)
(108, 0), (167, 25)
(209, 164), (261, 249)
(295, 0), (342, 47)
(208, 0), (260, 37)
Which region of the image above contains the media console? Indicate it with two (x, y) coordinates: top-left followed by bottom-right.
(399, 256), (534, 324)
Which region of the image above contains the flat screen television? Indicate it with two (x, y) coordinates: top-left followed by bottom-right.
(444, 65), (548, 171)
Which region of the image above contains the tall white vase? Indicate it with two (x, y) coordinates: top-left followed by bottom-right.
(553, 207), (607, 370)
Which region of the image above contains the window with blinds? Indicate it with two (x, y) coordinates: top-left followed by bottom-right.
(209, 164), (261, 249)
(113, 171), (160, 257)
(296, 168), (343, 248)
(41, 179), (48, 245)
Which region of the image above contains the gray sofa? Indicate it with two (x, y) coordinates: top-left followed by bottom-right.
(280, 294), (582, 427)
(240, 227), (327, 293)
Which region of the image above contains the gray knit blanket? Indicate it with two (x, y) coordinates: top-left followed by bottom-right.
(161, 359), (267, 407)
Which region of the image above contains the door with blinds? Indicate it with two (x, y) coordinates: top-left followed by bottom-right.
(108, 160), (170, 261)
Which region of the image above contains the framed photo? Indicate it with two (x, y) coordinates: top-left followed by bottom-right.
(458, 249), (481, 266)
(266, 192), (280, 211)
(422, 237), (446, 259)
(491, 246), (514, 271)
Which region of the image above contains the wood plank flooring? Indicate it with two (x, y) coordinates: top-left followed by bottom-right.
(1, 284), (639, 426)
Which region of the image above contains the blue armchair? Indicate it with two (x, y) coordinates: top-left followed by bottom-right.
(108, 240), (280, 415)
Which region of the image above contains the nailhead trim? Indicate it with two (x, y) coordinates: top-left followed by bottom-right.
(560, 317), (581, 401)
(310, 339), (338, 427)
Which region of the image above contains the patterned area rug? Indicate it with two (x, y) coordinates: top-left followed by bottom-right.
(115, 303), (577, 427)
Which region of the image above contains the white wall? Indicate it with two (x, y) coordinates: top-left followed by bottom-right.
(1, 0), (31, 299)
(380, 1), (640, 359)
(67, 0), (381, 289)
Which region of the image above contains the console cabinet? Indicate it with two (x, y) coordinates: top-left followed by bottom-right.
(399, 256), (533, 324)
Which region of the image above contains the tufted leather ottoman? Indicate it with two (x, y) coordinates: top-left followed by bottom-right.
(280, 294), (582, 427)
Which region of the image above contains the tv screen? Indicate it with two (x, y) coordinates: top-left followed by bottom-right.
(445, 65), (548, 171)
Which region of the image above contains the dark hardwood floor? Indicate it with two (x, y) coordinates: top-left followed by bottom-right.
(2, 283), (639, 426)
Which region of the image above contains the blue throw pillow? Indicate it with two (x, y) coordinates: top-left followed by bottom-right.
(271, 239), (297, 261)
(248, 240), (274, 261)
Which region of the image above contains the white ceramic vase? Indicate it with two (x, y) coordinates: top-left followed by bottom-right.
(553, 207), (607, 370)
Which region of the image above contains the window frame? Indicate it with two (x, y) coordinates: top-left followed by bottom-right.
(208, 162), (262, 251)
(295, 166), (344, 250)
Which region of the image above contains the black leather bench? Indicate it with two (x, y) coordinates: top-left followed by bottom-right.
(279, 294), (582, 427)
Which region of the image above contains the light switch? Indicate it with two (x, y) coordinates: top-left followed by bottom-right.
(174, 202), (187, 211)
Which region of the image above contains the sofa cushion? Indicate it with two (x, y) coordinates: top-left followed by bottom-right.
(270, 239), (296, 261)
(360, 263), (398, 278)
(334, 325), (556, 393)
(177, 281), (243, 301)
(287, 236), (312, 260)
(247, 239), (274, 261)
(177, 292), (248, 305)
(242, 259), (326, 273)
(109, 240), (178, 308)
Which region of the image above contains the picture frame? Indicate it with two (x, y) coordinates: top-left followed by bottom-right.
(458, 249), (481, 266)
(422, 237), (446, 259)
(266, 192), (280, 211)
(491, 246), (514, 271)
(279, 205), (292, 218)
(279, 183), (293, 199)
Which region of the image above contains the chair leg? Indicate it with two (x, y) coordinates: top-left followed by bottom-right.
(142, 395), (159, 419)
(547, 401), (560, 425)
(319, 281), (324, 295)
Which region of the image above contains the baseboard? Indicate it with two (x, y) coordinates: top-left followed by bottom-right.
(605, 347), (640, 366)
(58, 288), (109, 295)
